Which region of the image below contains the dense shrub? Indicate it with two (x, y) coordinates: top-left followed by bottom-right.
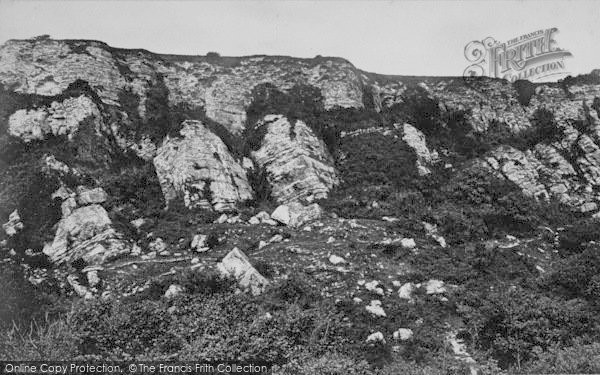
(247, 165), (274, 205)
(456, 284), (598, 370)
(0, 263), (66, 329)
(244, 83), (342, 155)
(513, 80), (537, 106)
(523, 341), (600, 373)
(544, 245), (600, 301)
(117, 75), (184, 144)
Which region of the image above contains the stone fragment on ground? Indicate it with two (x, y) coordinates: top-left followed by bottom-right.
(217, 247), (269, 295)
(271, 202), (323, 228)
(366, 331), (386, 344)
(365, 300), (386, 317)
(2, 209), (23, 236)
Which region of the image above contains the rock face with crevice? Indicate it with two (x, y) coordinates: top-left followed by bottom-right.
(252, 114), (339, 204)
(153, 120), (253, 211)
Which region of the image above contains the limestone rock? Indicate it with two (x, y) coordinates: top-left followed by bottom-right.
(216, 247), (269, 295)
(365, 300), (386, 317)
(365, 280), (384, 296)
(191, 234), (208, 252)
(0, 38), (364, 135)
(164, 284), (184, 299)
(393, 328), (414, 341)
(271, 202), (323, 228)
(42, 204), (130, 265)
(424, 279), (446, 295)
(366, 331), (386, 344)
(252, 115), (338, 203)
(401, 238), (416, 249)
(8, 96), (99, 142)
(153, 120), (253, 211)
(76, 186), (108, 205)
(2, 209), (23, 237)
(329, 254), (346, 265)
(398, 282), (416, 301)
(401, 123), (439, 175)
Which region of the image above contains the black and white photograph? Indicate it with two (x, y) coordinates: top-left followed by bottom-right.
(1, 0), (600, 373)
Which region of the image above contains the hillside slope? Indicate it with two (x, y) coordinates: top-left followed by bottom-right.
(2, 36), (600, 373)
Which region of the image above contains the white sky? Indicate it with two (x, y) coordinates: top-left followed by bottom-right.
(0, 0), (598, 77)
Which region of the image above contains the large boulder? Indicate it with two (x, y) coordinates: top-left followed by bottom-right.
(153, 120), (253, 211)
(251, 115), (338, 203)
(216, 247), (269, 296)
(43, 204), (130, 265)
(271, 202), (323, 228)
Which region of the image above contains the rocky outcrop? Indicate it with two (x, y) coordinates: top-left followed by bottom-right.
(400, 123), (439, 175)
(2, 210), (23, 237)
(8, 95), (100, 142)
(479, 145), (550, 199)
(0, 38), (364, 134)
(252, 115), (338, 203)
(43, 204), (129, 265)
(42, 182), (130, 265)
(153, 120), (253, 211)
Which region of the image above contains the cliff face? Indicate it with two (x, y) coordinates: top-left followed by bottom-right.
(0, 38), (364, 134)
(2, 36), (600, 238)
(153, 120), (253, 211)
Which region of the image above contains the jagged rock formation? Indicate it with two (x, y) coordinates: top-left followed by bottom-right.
(43, 204), (130, 265)
(0, 38), (364, 134)
(153, 120), (253, 211)
(400, 123), (439, 175)
(252, 114), (338, 203)
(8, 95), (100, 142)
(2, 35), (600, 236)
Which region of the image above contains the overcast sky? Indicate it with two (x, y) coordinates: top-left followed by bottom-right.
(0, 0), (598, 78)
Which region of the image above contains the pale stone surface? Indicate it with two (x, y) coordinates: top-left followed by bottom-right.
(366, 331), (386, 344)
(252, 115), (338, 203)
(217, 247), (269, 296)
(0, 38), (364, 134)
(191, 234), (208, 252)
(153, 120), (253, 211)
(424, 279), (446, 295)
(398, 282), (416, 301)
(8, 96), (99, 142)
(393, 328), (414, 341)
(164, 284), (184, 299)
(329, 254), (346, 265)
(2, 209), (23, 237)
(42, 204), (130, 265)
(271, 202), (323, 228)
(76, 186), (108, 205)
(365, 300), (386, 317)
(401, 123), (439, 175)
(401, 238), (416, 249)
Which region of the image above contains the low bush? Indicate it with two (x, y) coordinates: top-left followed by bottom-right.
(523, 340), (600, 373)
